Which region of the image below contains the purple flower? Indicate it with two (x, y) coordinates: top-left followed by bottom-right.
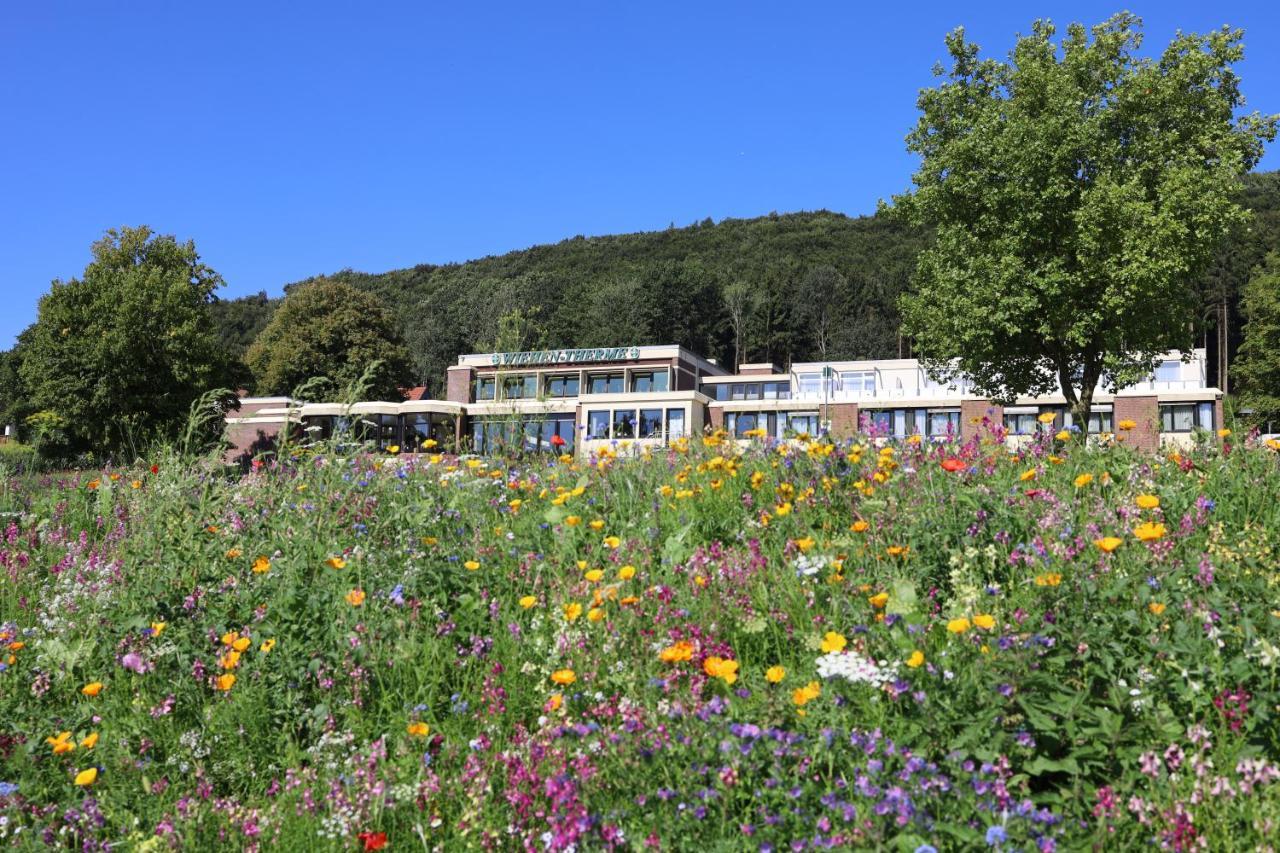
(121, 652), (147, 674)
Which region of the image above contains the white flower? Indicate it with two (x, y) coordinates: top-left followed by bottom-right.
(815, 651), (898, 687)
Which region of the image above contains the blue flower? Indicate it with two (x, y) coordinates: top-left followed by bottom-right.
(915, 846), (938, 853)
(986, 825), (1008, 846)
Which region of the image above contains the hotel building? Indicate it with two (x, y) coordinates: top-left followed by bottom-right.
(224, 345), (1223, 462)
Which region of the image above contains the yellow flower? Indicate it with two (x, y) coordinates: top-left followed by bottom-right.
(1034, 573), (1062, 587)
(850, 520), (869, 533)
(80, 732), (99, 749)
(1135, 494), (1160, 510)
(81, 682), (104, 697)
(326, 556), (347, 570)
(563, 602), (583, 622)
(150, 621), (166, 637)
(1019, 468), (1037, 482)
(260, 638), (276, 653)
(702, 656), (739, 685)
(765, 665), (786, 683)
(130, 479), (142, 489)
(792, 680), (821, 706)
(587, 607), (605, 622)
(519, 595), (538, 609)
(407, 721), (430, 737)
(221, 631), (240, 646)
(972, 613), (996, 631)
(886, 545), (908, 558)
(588, 519), (605, 531)
(659, 641), (694, 663)
(602, 535), (621, 549)
(1055, 430), (1070, 442)
(508, 499), (522, 511)
(345, 589), (366, 606)
(47, 731), (75, 754)
(1118, 419), (1137, 431)
(1217, 428), (1231, 438)
(1094, 537), (1123, 553)
(1037, 412), (1056, 425)
(906, 650), (925, 668)
(225, 548), (242, 559)
(1074, 473), (1094, 488)
(387, 445), (400, 454)
(584, 569), (604, 583)
(232, 636), (251, 652)
(946, 618), (971, 635)
(74, 767), (98, 786)
(422, 438), (438, 448)
(551, 669), (576, 685)
(820, 631), (847, 653)
(220, 650), (241, 670)
(774, 502), (792, 517)
(464, 560), (481, 571)
(215, 673), (236, 691)
(794, 537), (816, 553)
(1149, 602), (1167, 616)
(1133, 522), (1166, 542)
(868, 592), (889, 610)
(618, 565), (636, 580)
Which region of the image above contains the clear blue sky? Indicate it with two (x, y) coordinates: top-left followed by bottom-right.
(2, 1), (1278, 348)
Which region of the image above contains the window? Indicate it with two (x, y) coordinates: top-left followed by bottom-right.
(926, 410), (961, 437)
(587, 410), (610, 439)
(588, 373), (623, 394)
(841, 371), (875, 394)
(405, 413), (455, 450)
(666, 408), (686, 439)
(1155, 361), (1180, 383)
(727, 412), (757, 437)
(797, 373), (821, 395)
(539, 415), (575, 452)
(613, 409), (636, 438)
(787, 413), (820, 436)
(1160, 403), (1214, 433)
(502, 375), (538, 399)
(729, 383), (747, 402)
(763, 381), (791, 400)
(711, 384), (731, 401)
(475, 377), (496, 401)
(870, 411), (894, 434)
(1087, 410), (1114, 435)
(630, 371), (669, 393)
(545, 375), (580, 398)
(1003, 413), (1038, 435)
(638, 408), (663, 438)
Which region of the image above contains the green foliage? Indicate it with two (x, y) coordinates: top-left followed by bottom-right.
(17, 226), (235, 460)
(892, 14), (1279, 425)
(244, 277), (414, 399)
(1235, 252), (1280, 424)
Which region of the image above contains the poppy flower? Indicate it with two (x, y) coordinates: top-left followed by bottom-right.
(1118, 419), (1137, 431)
(81, 682), (104, 697)
(618, 565), (636, 580)
(947, 618), (971, 634)
(1094, 537), (1123, 553)
(939, 458), (966, 473)
(562, 602), (583, 622)
(345, 589), (366, 606)
(1149, 602), (1166, 616)
(1135, 494), (1160, 510)
(972, 614), (996, 630)
(868, 592), (889, 609)
(551, 669), (576, 685)
(80, 732), (99, 749)
(659, 641), (694, 663)
(906, 651), (925, 668)
(792, 681), (821, 706)
(550, 433), (565, 448)
(74, 768), (98, 786)
(702, 656), (739, 685)
(358, 831), (388, 852)
(327, 556), (347, 570)
(407, 722), (430, 737)
(215, 673), (236, 691)
(464, 560), (480, 571)
(1133, 522), (1166, 542)
(820, 631), (847, 653)
(150, 464), (159, 474)
(519, 595), (537, 609)
(252, 556), (271, 574)
(765, 665), (786, 683)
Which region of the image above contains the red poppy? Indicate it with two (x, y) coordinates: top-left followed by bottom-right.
(358, 831), (388, 851)
(150, 464), (159, 475)
(939, 458), (966, 473)
(550, 434), (565, 448)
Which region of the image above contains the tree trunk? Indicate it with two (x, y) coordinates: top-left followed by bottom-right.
(1220, 297), (1230, 395)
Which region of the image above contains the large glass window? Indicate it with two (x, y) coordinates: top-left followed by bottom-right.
(544, 375), (580, 398)
(638, 408), (663, 438)
(1159, 403), (1214, 433)
(763, 381), (791, 400)
(787, 413), (820, 436)
(666, 408), (686, 439)
(1155, 361), (1180, 383)
(613, 409), (637, 438)
(588, 373), (624, 394)
(1003, 413), (1038, 435)
(727, 412), (757, 437)
(474, 377), (496, 401)
(711, 384), (731, 401)
(538, 415), (576, 453)
(405, 413), (455, 450)
(841, 371), (875, 394)
(630, 371), (669, 393)
(927, 410), (961, 437)
(797, 374), (821, 396)
(1086, 410), (1114, 434)
(502, 375), (538, 400)
(870, 411), (894, 434)
(587, 410), (611, 439)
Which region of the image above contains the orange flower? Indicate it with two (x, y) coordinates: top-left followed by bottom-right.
(765, 665), (786, 683)
(551, 669), (576, 685)
(81, 682), (104, 697)
(345, 589), (366, 606)
(850, 520), (869, 533)
(1135, 494), (1160, 510)
(407, 722), (430, 737)
(80, 732), (99, 749)
(252, 556), (271, 574)
(972, 614), (996, 631)
(792, 680), (821, 706)
(868, 592), (889, 610)
(702, 656), (740, 685)
(820, 631), (847, 653)
(1149, 602), (1166, 616)
(326, 556), (347, 570)
(1133, 522), (1166, 542)
(659, 641), (694, 663)
(562, 602), (583, 622)
(215, 673), (236, 691)
(1094, 537), (1123, 553)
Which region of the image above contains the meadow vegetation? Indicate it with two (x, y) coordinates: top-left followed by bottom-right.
(1, 424), (1280, 850)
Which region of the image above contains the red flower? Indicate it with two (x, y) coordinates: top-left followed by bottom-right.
(150, 464), (159, 475)
(939, 458), (966, 473)
(550, 434), (565, 448)
(358, 831), (388, 851)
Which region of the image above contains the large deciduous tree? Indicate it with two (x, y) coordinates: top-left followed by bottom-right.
(1234, 252), (1280, 426)
(19, 226), (235, 458)
(245, 277), (413, 400)
(892, 14), (1277, 430)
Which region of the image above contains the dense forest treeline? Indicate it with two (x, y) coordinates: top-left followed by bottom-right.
(205, 171), (1280, 398)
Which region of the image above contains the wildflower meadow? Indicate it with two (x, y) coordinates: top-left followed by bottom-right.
(2, 423), (1280, 851)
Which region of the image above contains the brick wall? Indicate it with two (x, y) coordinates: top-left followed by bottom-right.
(446, 367), (473, 404)
(738, 365), (781, 376)
(827, 403), (860, 439)
(1214, 397), (1225, 440)
(961, 399), (1003, 442)
(1114, 395), (1159, 451)
(708, 408), (724, 431)
(223, 421), (285, 466)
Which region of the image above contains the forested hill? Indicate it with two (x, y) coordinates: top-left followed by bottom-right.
(212, 210), (929, 395)
(210, 171), (1280, 396)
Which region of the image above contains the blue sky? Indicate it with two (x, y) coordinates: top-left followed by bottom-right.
(2, 1), (1278, 347)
